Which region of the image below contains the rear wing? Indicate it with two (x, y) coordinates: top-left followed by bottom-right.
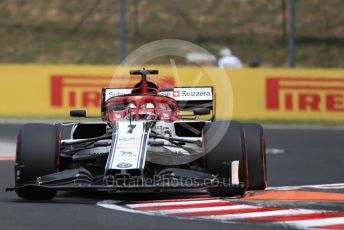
(101, 87), (214, 119)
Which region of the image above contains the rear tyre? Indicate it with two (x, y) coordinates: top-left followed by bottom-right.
(242, 123), (267, 190)
(203, 121), (248, 197)
(15, 123), (60, 200)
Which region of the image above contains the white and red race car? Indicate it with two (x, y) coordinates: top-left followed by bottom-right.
(8, 70), (267, 200)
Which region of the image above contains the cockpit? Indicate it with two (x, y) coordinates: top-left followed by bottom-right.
(106, 95), (178, 123)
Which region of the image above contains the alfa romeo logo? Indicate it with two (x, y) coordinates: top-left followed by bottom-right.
(116, 163), (132, 168)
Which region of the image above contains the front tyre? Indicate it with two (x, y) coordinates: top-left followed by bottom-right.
(242, 123), (267, 190)
(203, 121), (248, 197)
(15, 124), (60, 200)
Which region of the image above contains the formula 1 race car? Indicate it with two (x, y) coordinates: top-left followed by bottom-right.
(8, 70), (267, 200)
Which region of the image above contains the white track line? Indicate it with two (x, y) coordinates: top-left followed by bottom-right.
(126, 199), (222, 208)
(266, 148), (286, 155)
(283, 217), (344, 228)
(202, 209), (322, 220)
(98, 202), (155, 215)
(146, 205), (254, 215)
(267, 183), (344, 190)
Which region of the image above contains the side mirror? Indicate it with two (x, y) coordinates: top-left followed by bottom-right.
(193, 108), (211, 116)
(70, 110), (86, 118)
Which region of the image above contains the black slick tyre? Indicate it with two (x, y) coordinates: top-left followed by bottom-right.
(242, 123), (267, 190)
(15, 123), (60, 200)
(203, 120), (248, 197)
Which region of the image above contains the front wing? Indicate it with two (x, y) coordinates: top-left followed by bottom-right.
(7, 168), (244, 192)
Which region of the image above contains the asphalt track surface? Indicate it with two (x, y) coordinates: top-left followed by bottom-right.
(0, 123), (343, 230)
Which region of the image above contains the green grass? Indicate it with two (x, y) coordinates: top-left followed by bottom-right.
(0, 0), (343, 67)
